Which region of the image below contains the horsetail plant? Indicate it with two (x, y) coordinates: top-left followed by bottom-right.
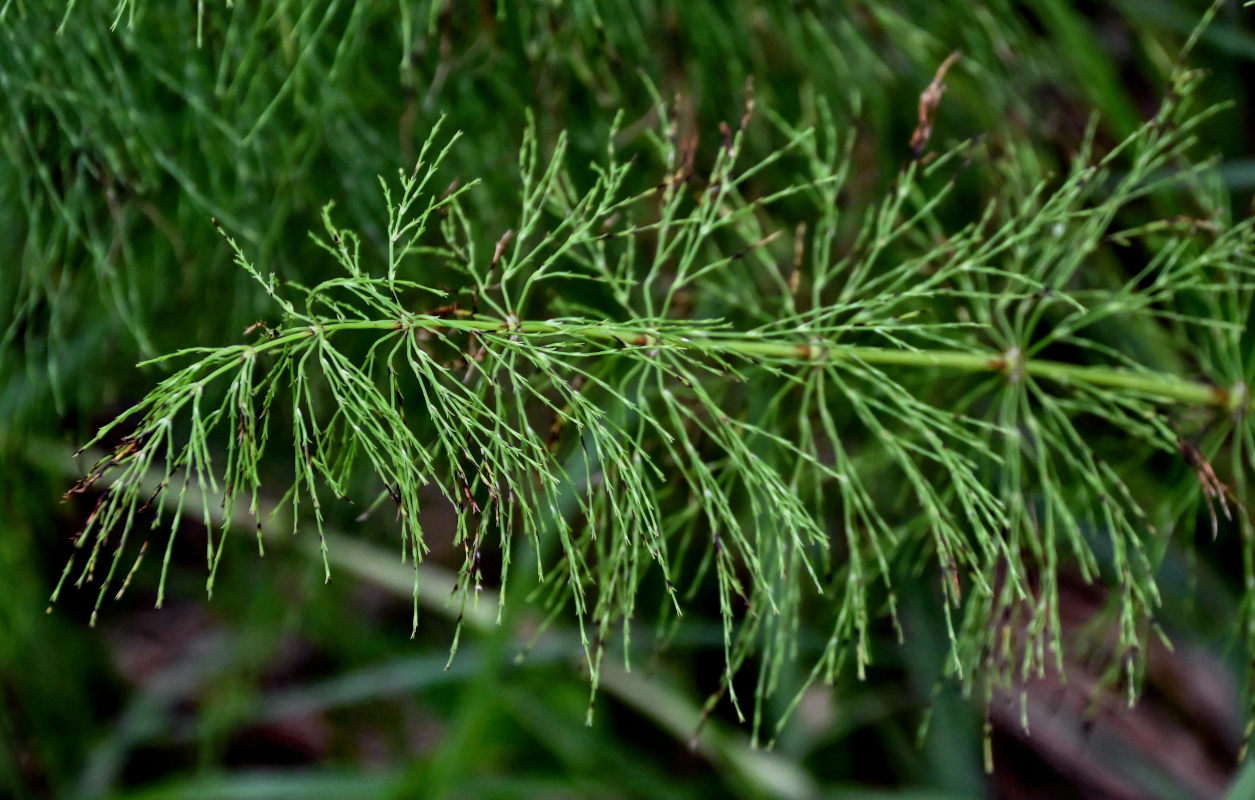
(55, 45), (1255, 750)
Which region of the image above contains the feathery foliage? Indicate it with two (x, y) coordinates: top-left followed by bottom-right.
(52, 6), (1255, 749)
(6, 4), (1255, 796)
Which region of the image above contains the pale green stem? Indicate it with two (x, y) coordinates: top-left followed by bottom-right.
(243, 314), (1240, 410)
(36, 442), (818, 800)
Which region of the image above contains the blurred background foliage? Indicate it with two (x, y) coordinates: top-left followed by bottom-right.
(2, 1), (1254, 798)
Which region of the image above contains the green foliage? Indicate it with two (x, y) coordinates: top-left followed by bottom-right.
(55, 12), (1255, 750)
(6, 1), (1255, 797)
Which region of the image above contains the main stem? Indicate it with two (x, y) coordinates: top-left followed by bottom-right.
(243, 313), (1240, 410)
